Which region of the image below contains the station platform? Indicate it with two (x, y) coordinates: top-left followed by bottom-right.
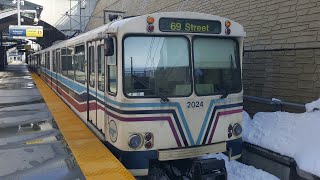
(0, 62), (134, 180)
(0, 62), (84, 179)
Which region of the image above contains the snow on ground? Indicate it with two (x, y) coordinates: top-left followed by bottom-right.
(305, 98), (320, 112)
(151, 152), (279, 180)
(203, 153), (279, 180)
(242, 104), (320, 177)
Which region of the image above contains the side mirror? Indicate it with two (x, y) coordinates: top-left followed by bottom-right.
(104, 37), (114, 56)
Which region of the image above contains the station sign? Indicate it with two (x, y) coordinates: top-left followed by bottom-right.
(9, 25), (43, 38)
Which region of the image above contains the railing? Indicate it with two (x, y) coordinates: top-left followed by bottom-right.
(243, 95), (306, 112)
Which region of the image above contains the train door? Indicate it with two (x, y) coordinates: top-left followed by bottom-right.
(96, 40), (105, 133)
(87, 42), (97, 126)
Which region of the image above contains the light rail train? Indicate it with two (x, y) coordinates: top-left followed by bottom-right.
(29, 12), (245, 178)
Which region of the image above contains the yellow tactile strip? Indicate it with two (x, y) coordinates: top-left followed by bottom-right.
(31, 73), (135, 180)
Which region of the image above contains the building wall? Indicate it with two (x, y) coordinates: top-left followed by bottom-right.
(86, 0), (320, 106)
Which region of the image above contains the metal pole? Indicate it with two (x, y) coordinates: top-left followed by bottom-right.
(79, 0), (82, 32)
(70, 0), (72, 32)
(0, 31), (3, 69)
(131, 57), (133, 87)
(17, 0), (21, 26)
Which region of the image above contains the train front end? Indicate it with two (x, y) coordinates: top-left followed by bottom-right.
(104, 12), (245, 177)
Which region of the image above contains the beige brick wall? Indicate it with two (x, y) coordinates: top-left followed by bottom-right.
(85, 0), (320, 105)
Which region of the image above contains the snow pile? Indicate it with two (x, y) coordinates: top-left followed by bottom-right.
(242, 111), (252, 139)
(203, 153), (279, 180)
(305, 98), (320, 112)
(243, 109), (320, 177)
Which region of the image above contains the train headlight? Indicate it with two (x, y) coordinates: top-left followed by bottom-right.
(233, 123), (242, 136)
(128, 134), (143, 149)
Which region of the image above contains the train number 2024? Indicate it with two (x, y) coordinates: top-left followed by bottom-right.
(187, 101), (203, 108)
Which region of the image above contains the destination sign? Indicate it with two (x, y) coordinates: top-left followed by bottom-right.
(159, 18), (221, 34)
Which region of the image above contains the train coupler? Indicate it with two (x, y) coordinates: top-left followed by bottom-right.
(191, 158), (227, 180)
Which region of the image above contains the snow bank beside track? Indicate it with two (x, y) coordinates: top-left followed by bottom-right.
(242, 101), (320, 177)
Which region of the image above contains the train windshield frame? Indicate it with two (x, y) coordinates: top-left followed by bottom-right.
(122, 35), (242, 98)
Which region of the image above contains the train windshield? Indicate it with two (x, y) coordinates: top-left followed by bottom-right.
(193, 37), (242, 96)
(123, 36), (241, 98)
(124, 36), (192, 97)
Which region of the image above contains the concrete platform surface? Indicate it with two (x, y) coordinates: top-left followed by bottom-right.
(0, 63), (84, 180)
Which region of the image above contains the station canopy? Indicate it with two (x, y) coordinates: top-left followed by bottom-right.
(0, 0), (66, 49)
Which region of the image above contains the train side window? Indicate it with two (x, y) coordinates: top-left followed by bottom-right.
(38, 55), (41, 66)
(61, 48), (68, 77)
(89, 46), (95, 88)
(46, 52), (50, 70)
(107, 38), (117, 94)
(98, 44), (105, 91)
(40, 54), (44, 67)
(52, 50), (56, 72)
(56, 50), (60, 73)
(67, 47), (75, 80)
(48, 52), (50, 70)
(74, 45), (85, 84)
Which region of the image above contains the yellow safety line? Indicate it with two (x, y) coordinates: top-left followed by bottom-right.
(31, 73), (135, 180)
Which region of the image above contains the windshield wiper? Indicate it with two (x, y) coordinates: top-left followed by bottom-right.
(220, 87), (231, 99)
(220, 55), (236, 99)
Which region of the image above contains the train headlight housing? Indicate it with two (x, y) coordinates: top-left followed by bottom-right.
(144, 132), (154, 149)
(233, 123), (242, 136)
(146, 16), (155, 32)
(128, 134), (143, 149)
(225, 20), (231, 35)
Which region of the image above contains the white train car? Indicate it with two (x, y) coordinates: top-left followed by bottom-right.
(30, 12), (245, 178)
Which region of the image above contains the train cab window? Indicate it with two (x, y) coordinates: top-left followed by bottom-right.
(61, 48), (68, 77)
(98, 45), (105, 91)
(67, 47), (75, 80)
(89, 46), (95, 88)
(193, 37), (241, 96)
(107, 38), (117, 94)
(52, 50), (56, 72)
(74, 45), (85, 84)
(123, 36), (191, 97)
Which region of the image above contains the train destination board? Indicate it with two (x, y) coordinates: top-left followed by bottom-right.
(159, 18), (221, 34)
